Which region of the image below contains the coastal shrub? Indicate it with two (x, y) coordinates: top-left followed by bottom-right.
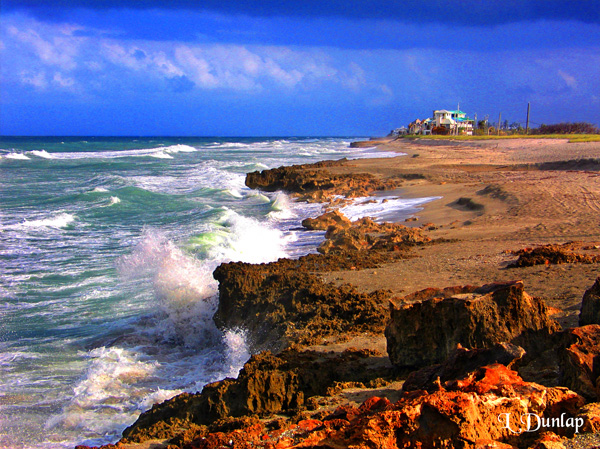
(432, 126), (449, 135)
(533, 122), (599, 134)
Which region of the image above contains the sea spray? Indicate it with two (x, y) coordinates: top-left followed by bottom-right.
(268, 192), (296, 219)
(118, 230), (221, 348)
(209, 208), (291, 263)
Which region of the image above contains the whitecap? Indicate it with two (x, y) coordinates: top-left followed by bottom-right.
(20, 213), (76, 229)
(162, 144), (197, 154)
(5, 152), (30, 160)
(245, 192), (271, 203)
(222, 328), (250, 378)
(225, 189), (244, 198)
(149, 151), (173, 159)
(30, 150), (55, 159)
(108, 196), (121, 206)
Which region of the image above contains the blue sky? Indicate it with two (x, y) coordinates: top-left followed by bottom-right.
(1, 1), (599, 136)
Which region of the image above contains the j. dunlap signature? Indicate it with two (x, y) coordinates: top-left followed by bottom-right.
(498, 413), (584, 434)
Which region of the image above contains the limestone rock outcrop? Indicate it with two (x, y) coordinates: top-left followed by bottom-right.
(301, 210), (351, 231)
(402, 343), (526, 393)
(385, 281), (561, 368)
(178, 365), (584, 449)
(213, 260), (392, 352)
(246, 162), (401, 202)
(318, 216), (431, 254)
(558, 324), (600, 401)
(120, 348), (391, 444)
(508, 244), (600, 268)
(579, 277), (600, 326)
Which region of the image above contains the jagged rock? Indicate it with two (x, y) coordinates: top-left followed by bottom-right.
(385, 281), (561, 368)
(181, 365), (584, 449)
(245, 162), (400, 202)
(212, 259), (393, 352)
(402, 343), (526, 393)
(120, 348), (391, 444)
(575, 402), (600, 433)
(579, 277), (600, 326)
(528, 432), (566, 449)
(558, 325), (600, 401)
(318, 227), (371, 253)
(301, 210), (351, 231)
(507, 244), (600, 268)
(318, 216), (431, 254)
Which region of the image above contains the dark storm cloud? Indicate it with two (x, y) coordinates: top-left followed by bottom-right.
(4, 0), (600, 25)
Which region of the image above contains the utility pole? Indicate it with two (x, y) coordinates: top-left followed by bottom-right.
(497, 112), (502, 136)
(525, 102), (530, 134)
(474, 113), (478, 130)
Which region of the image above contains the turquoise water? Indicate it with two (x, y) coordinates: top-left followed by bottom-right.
(0, 137), (429, 448)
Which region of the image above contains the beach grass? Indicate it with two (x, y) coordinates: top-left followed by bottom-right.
(402, 134), (600, 143)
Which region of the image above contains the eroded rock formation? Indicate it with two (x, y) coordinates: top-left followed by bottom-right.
(508, 244), (600, 268)
(166, 365), (585, 449)
(317, 216), (431, 254)
(385, 281), (561, 368)
(212, 260), (393, 352)
(579, 277), (600, 326)
(246, 161), (401, 202)
(558, 325), (600, 401)
(120, 348), (391, 444)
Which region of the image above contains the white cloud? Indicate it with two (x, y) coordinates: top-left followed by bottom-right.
(20, 70), (47, 89)
(340, 62), (366, 91)
(2, 15), (376, 95)
(558, 69), (577, 88)
(174, 46), (219, 88)
(53, 72), (75, 88)
(8, 24), (80, 70)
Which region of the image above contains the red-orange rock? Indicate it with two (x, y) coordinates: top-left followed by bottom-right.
(527, 432), (566, 449)
(177, 365), (582, 449)
(403, 343), (526, 393)
(575, 402), (600, 433)
(559, 325), (600, 401)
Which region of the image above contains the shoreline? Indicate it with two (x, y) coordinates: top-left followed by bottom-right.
(79, 138), (600, 449)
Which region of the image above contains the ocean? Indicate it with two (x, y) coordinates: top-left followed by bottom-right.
(0, 137), (434, 448)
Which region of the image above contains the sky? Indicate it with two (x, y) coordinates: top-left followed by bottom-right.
(1, 1), (599, 136)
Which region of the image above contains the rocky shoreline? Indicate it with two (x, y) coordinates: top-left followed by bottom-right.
(77, 138), (600, 449)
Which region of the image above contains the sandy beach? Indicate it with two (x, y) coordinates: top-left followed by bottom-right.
(322, 138), (600, 327)
(79, 137), (600, 449)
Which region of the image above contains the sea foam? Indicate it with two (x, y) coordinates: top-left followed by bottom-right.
(30, 150), (55, 159)
(5, 152), (31, 160)
(20, 213), (76, 229)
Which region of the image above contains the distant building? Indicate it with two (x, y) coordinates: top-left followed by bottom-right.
(406, 108), (475, 136)
(408, 119), (424, 134)
(390, 126), (408, 136)
(432, 109), (474, 135)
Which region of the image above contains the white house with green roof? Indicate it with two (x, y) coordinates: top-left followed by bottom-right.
(432, 109), (474, 135)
